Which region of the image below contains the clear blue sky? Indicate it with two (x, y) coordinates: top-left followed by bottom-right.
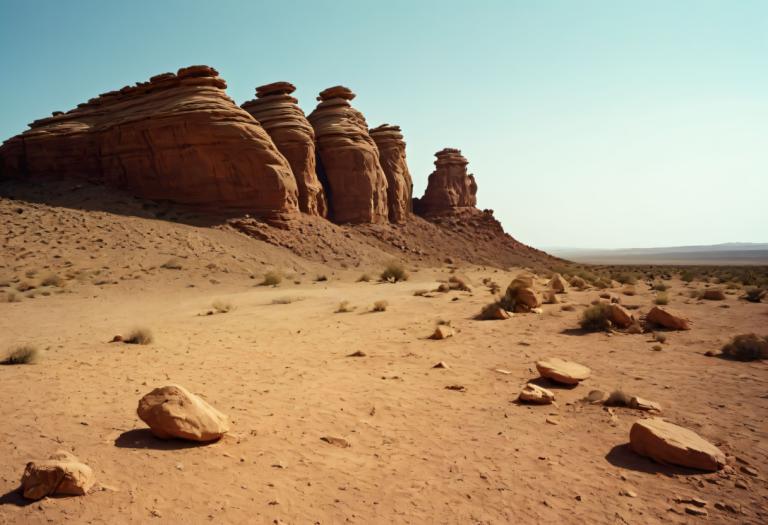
(1, 0), (766, 248)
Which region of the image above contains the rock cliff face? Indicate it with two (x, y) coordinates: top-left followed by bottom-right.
(414, 148), (477, 217)
(241, 82), (327, 216)
(369, 124), (412, 223)
(307, 86), (389, 224)
(0, 66), (299, 217)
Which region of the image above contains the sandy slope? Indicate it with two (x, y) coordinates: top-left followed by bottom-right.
(1, 263), (767, 524)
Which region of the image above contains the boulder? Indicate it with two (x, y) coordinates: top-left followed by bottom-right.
(646, 306), (691, 330)
(518, 383), (555, 404)
(0, 66), (299, 217)
(548, 273), (568, 293)
(369, 124), (413, 223)
(137, 384), (229, 442)
(241, 81), (327, 216)
(570, 276), (588, 289)
(536, 357), (591, 385)
(431, 325), (454, 340)
(307, 86), (389, 224)
(701, 289), (726, 301)
(543, 290), (559, 304)
(20, 450), (94, 500)
(629, 418), (726, 471)
(413, 148), (477, 216)
(607, 304), (634, 328)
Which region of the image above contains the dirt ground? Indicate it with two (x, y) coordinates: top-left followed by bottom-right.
(1, 200), (767, 524)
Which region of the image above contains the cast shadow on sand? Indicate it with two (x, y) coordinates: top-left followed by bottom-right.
(0, 488), (35, 508)
(114, 429), (218, 451)
(605, 444), (702, 476)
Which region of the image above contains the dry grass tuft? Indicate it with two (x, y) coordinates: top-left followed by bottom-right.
(1, 345), (38, 365)
(371, 300), (389, 312)
(271, 296), (304, 305)
(654, 292), (669, 305)
(336, 300), (355, 313)
(40, 274), (64, 287)
(721, 334), (768, 361)
(261, 271), (282, 287)
(357, 273), (371, 283)
(161, 258), (183, 270)
(124, 328), (153, 345)
(604, 389), (632, 407)
(212, 300), (233, 313)
(380, 262), (408, 283)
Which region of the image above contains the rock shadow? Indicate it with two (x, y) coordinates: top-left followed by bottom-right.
(0, 488), (34, 507)
(114, 428), (217, 450)
(605, 444), (702, 476)
(527, 376), (579, 390)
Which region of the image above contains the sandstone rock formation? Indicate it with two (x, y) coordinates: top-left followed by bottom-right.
(548, 273), (568, 293)
(413, 148), (477, 216)
(646, 306), (691, 330)
(308, 86), (389, 224)
(137, 384), (229, 442)
(21, 450), (94, 500)
(536, 358), (591, 385)
(369, 124), (412, 223)
(518, 383), (555, 404)
(607, 304), (634, 329)
(0, 66), (299, 217)
(241, 82), (327, 216)
(629, 418), (726, 471)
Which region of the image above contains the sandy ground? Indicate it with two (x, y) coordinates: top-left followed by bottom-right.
(1, 263), (767, 524)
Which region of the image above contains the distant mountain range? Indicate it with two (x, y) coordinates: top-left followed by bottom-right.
(546, 243), (768, 265)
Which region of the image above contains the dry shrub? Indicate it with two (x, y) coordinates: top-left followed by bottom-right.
(261, 271), (282, 287)
(654, 292), (669, 305)
(124, 328), (153, 345)
(161, 258), (183, 270)
(357, 273), (371, 283)
(721, 334), (768, 361)
(271, 296), (304, 305)
(604, 389), (632, 407)
(448, 275), (471, 292)
(413, 289), (430, 297)
(372, 300), (388, 312)
(336, 301), (354, 313)
(2, 291), (20, 303)
(579, 303), (612, 331)
(315, 275), (328, 282)
(477, 301), (506, 320)
(212, 300), (233, 313)
(615, 272), (638, 285)
(381, 262), (408, 283)
(652, 282), (668, 292)
(40, 274), (64, 287)
(743, 287), (765, 303)
(1, 345), (38, 365)
(16, 281), (35, 292)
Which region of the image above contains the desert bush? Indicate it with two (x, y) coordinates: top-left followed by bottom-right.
(1, 345), (38, 365)
(652, 282), (668, 292)
(315, 275), (328, 282)
(2, 291), (20, 303)
(604, 389), (632, 407)
(212, 300), (233, 313)
(654, 292), (669, 305)
(579, 303), (612, 331)
(124, 328), (153, 345)
(744, 287), (766, 303)
(372, 300), (388, 312)
(261, 271), (282, 287)
(357, 273), (371, 282)
(615, 272), (637, 285)
(381, 262), (408, 283)
(40, 274), (64, 287)
(725, 282), (741, 290)
(271, 296), (304, 305)
(336, 300), (354, 313)
(721, 334), (768, 361)
(161, 258), (183, 270)
(680, 269), (696, 282)
(448, 275), (471, 291)
(488, 282), (501, 294)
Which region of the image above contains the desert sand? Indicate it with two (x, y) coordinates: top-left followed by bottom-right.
(1, 188), (766, 524)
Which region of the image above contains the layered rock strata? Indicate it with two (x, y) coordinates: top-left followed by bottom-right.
(307, 86), (389, 224)
(369, 124), (412, 223)
(413, 148), (477, 216)
(241, 81), (327, 216)
(0, 66), (299, 217)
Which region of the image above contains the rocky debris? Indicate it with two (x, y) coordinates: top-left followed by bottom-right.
(701, 289), (726, 300)
(241, 81), (327, 216)
(20, 450), (94, 500)
(548, 273), (568, 293)
(137, 384), (229, 442)
(347, 350), (367, 357)
(646, 307), (691, 330)
(445, 385), (467, 392)
(320, 436), (350, 448)
(414, 148), (477, 216)
(369, 124), (413, 223)
(0, 66), (299, 217)
(308, 86), (389, 224)
(629, 418), (726, 471)
(536, 357), (591, 385)
(628, 396), (662, 412)
(607, 304), (634, 329)
(518, 383), (555, 404)
(431, 324), (455, 340)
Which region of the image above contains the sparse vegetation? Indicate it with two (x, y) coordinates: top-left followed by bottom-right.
(40, 274), (64, 287)
(271, 296), (304, 305)
(372, 300), (388, 312)
(721, 334), (768, 361)
(604, 389), (632, 407)
(261, 271), (282, 287)
(1, 345), (38, 365)
(579, 303), (612, 331)
(315, 274), (328, 282)
(212, 300), (233, 313)
(380, 262), (408, 283)
(652, 282), (668, 292)
(2, 291), (20, 303)
(357, 273), (371, 282)
(654, 292), (669, 305)
(161, 258), (183, 270)
(744, 287), (766, 303)
(615, 272), (637, 285)
(124, 328), (153, 345)
(413, 289), (430, 297)
(336, 300), (354, 313)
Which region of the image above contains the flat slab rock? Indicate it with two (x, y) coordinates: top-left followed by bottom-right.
(21, 450), (94, 500)
(629, 418), (726, 471)
(518, 383), (555, 404)
(646, 307), (691, 330)
(137, 384), (229, 442)
(536, 357), (591, 385)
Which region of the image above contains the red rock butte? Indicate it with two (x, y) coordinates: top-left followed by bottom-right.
(1, 65), (506, 230)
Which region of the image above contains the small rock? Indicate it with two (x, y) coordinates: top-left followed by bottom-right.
(619, 489), (637, 498)
(536, 357), (590, 385)
(740, 465), (758, 477)
(629, 418), (725, 471)
(320, 436), (350, 448)
(432, 361), (449, 369)
(347, 350), (366, 357)
(431, 325), (454, 340)
(685, 506), (708, 516)
(137, 384), (229, 442)
(518, 383), (555, 405)
(629, 396), (662, 412)
(445, 385), (466, 392)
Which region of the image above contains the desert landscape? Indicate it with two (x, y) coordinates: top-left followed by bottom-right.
(1, 2), (767, 524)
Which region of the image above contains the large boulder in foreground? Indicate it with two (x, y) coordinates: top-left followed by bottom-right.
(646, 306), (691, 330)
(629, 418), (726, 471)
(369, 124), (413, 223)
(0, 66), (299, 218)
(536, 357), (591, 385)
(241, 81), (327, 216)
(137, 384), (229, 442)
(414, 148), (477, 217)
(308, 86), (389, 224)
(21, 450), (94, 500)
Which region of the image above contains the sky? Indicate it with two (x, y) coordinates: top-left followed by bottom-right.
(1, 0), (766, 249)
